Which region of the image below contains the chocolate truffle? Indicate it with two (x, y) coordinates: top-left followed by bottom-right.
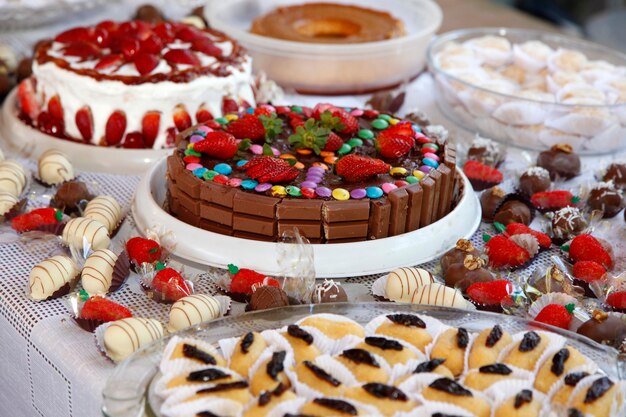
(587, 181), (623, 218)
(551, 207), (587, 243)
(134, 4), (165, 23)
(527, 264), (578, 298)
(444, 255), (494, 292)
(537, 144), (581, 180)
(311, 279), (348, 303)
(602, 163), (626, 189)
(16, 57), (32, 82)
(480, 186), (506, 222)
(51, 180), (92, 214)
(577, 310), (626, 349)
(249, 286), (289, 311)
(467, 135), (504, 167)
(519, 166), (551, 196)
(493, 198), (533, 226)
(441, 239), (480, 274)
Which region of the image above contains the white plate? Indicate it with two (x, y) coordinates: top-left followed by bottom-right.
(132, 157), (481, 278)
(0, 88), (170, 175)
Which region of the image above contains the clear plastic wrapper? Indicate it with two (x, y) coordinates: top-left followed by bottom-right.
(276, 228), (315, 303)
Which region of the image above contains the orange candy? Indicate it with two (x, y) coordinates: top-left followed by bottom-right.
(296, 149), (313, 155)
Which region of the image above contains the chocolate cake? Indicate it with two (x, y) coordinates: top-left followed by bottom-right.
(166, 104), (459, 243)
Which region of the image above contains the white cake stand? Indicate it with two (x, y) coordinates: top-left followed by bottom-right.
(132, 157), (481, 278)
(0, 88), (170, 175)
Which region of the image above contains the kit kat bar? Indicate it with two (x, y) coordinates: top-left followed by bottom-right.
(175, 203), (201, 227)
(323, 221), (368, 240)
(405, 183), (423, 231)
(200, 203), (233, 226)
(233, 192), (279, 218)
(429, 170), (442, 223)
(387, 187), (408, 236)
(419, 177), (435, 228)
(201, 181), (238, 208)
(322, 200), (370, 223)
(200, 219), (233, 236)
(436, 164), (452, 220)
(233, 213), (276, 236)
(277, 199), (322, 220)
(278, 220), (322, 239)
(368, 199), (391, 239)
(176, 166), (202, 199)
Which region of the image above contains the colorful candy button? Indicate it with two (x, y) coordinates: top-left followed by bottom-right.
(378, 114), (392, 121)
(420, 147), (437, 155)
(255, 183), (272, 193)
(214, 117), (228, 125)
(316, 187), (332, 198)
(271, 185), (286, 197)
(332, 188), (350, 200)
(308, 166), (325, 175)
(357, 129), (374, 140)
(301, 187), (315, 198)
(381, 183), (398, 194)
(388, 118), (399, 125)
(197, 125), (211, 133)
(241, 179), (258, 189)
(423, 143), (439, 151)
(301, 181), (318, 189)
(390, 167), (408, 177)
(319, 151), (335, 158)
(348, 138), (364, 147)
(245, 107), (254, 114)
(312, 162), (329, 170)
(366, 186), (383, 199)
(419, 165), (433, 174)
(363, 110), (379, 118)
(214, 163), (232, 175)
(350, 188), (366, 199)
(189, 134), (204, 144)
(294, 162), (305, 169)
(192, 167), (207, 178)
(225, 114), (238, 121)
(411, 124), (421, 133)
(296, 148), (312, 155)
(228, 178), (242, 187)
(412, 170), (426, 180)
(337, 144), (352, 155)
(186, 163), (202, 171)
(372, 119), (389, 130)
(350, 109), (364, 117)
(184, 149), (201, 157)
(213, 174), (229, 184)
(183, 155), (200, 164)
(286, 186), (301, 197)
(324, 156), (337, 164)
(291, 106), (303, 113)
(406, 176), (419, 184)
(236, 160), (248, 168)
(416, 133), (431, 144)
(394, 180), (408, 187)
(423, 158), (439, 169)
(203, 170), (218, 181)
(426, 153), (440, 162)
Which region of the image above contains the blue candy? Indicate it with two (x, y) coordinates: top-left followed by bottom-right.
(214, 163), (233, 175)
(241, 179), (258, 190)
(366, 186), (384, 199)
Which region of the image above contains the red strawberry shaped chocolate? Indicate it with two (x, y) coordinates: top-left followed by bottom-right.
(335, 154), (390, 183)
(466, 279), (512, 308)
(484, 234), (530, 269)
(463, 160), (503, 191)
(572, 261), (606, 284)
(530, 190), (579, 212)
(126, 237), (162, 266)
(193, 132), (238, 160)
(606, 291), (626, 312)
(152, 265), (192, 302)
(228, 264), (279, 295)
(499, 222), (552, 250)
(566, 234), (613, 270)
(11, 208), (62, 233)
(240, 156), (299, 184)
(534, 303), (574, 329)
(226, 114), (265, 141)
(80, 296), (132, 322)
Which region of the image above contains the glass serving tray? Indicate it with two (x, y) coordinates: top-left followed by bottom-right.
(101, 302), (624, 417)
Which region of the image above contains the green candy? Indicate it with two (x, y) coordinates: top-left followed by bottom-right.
(423, 143), (439, 150)
(215, 117), (228, 125)
(337, 143), (352, 155)
(203, 170), (218, 181)
(378, 114), (392, 121)
(372, 119), (389, 130)
(348, 138), (364, 147)
(184, 149), (202, 157)
(291, 106), (303, 113)
(357, 129), (374, 140)
(406, 176), (419, 184)
(286, 186), (301, 197)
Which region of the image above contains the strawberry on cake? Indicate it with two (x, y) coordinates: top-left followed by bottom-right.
(17, 20), (255, 149)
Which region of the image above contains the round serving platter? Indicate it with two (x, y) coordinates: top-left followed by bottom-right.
(132, 157), (481, 278)
(101, 302), (622, 417)
(0, 88), (170, 175)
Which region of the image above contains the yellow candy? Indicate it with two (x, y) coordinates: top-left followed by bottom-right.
(332, 188), (350, 200)
(280, 154), (296, 160)
(390, 167), (408, 176)
(412, 170), (426, 180)
(294, 162), (305, 170)
(296, 149), (312, 155)
(389, 118), (399, 125)
(225, 114), (239, 121)
(312, 162), (329, 170)
(319, 151), (335, 157)
(187, 143), (195, 149)
(271, 185), (286, 197)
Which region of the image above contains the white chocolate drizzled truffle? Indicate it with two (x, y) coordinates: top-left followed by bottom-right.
(81, 249), (117, 295)
(38, 149), (75, 185)
(0, 191), (18, 216)
(62, 217), (110, 251)
(0, 160), (27, 197)
(411, 283), (471, 309)
(104, 317), (164, 362)
(84, 195), (122, 233)
(29, 255), (79, 300)
(385, 267), (434, 302)
(168, 294), (221, 332)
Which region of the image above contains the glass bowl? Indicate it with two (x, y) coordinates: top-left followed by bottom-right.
(101, 302), (623, 417)
(206, 0), (442, 95)
(427, 28), (626, 154)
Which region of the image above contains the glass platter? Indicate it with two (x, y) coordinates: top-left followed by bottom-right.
(101, 302), (624, 417)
